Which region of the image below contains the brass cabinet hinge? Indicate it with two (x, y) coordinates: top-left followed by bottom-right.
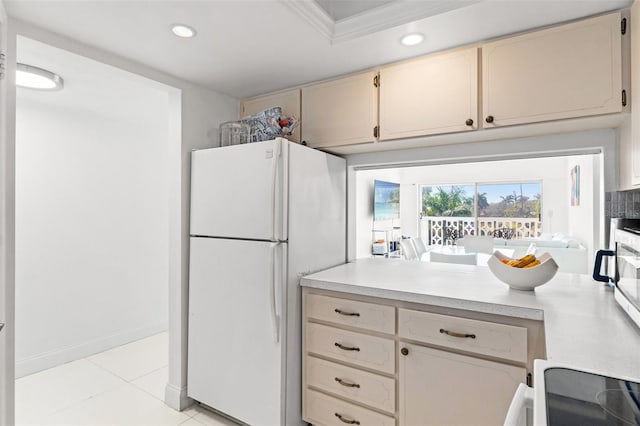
(373, 75), (379, 88)
(373, 125), (379, 138)
(0, 52), (5, 81)
(622, 17), (627, 35)
(623, 90), (627, 107)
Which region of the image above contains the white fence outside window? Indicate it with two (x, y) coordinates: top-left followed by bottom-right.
(420, 216), (542, 245)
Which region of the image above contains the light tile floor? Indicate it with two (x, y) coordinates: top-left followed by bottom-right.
(16, 332), (237, 426)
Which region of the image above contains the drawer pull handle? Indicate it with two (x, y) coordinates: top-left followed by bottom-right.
(440, 328), (476, 339)
(335, 342), (360, 352)
(335, 377), (361, 388)
(335, 413), (360, 425)
(334, 308), (360, 317)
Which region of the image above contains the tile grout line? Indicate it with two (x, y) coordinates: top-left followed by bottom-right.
(83, 356), (135, 383)
(128, 364), (170, 383)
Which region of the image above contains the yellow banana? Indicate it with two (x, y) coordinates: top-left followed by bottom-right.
(523, 260), (541, 268)
(511, 254), (537, 268)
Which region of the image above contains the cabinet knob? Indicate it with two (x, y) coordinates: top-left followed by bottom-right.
(301, 140), (308, 146)
(485, 115), (495, 123)
(465, 118), (474, 126)
(401, 347), (409, 356)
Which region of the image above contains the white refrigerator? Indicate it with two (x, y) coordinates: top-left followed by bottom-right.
(187, 138), (346, 426)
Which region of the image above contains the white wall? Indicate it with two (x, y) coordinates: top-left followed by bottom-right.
(566, 154), (601, 266)
(354, 157), (576, 258)
(15, 82), (170, 376)
(354, 169), (400, 259)
(12, 20), (239, 409)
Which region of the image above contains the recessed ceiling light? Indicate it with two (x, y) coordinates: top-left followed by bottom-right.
(16, 63), (64, 90)
(401, 33), (425, 46)
(171, 24), (196, 38)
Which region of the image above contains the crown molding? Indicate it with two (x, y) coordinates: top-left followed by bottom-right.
(280, 0), (334, 41)
(333, 0), (483, 43)
(281, 0), (483, 44)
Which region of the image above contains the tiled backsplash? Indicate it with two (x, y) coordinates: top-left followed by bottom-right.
(606, 189), (640, 219)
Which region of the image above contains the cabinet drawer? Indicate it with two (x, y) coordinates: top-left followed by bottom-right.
(398, 309), (527, 363)
(306, 356), (395, 413)
(306, 323), (395, 374)
(305, 389), (395, 426)
(306, 293), (395, 334)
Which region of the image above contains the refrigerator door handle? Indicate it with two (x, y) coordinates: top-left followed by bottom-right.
(269, 242), (281, 343)
(270, 140), (282, 242)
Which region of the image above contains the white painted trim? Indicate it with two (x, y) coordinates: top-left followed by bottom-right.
(281, 0), (483, 43)
(0, 2), (16, 424)
(333, 0), (483, 43)
(164, 383), (193, 411)
(344, 128), (618, 190)
(15, 322), (168, 378)
(279, 0), (333, 41)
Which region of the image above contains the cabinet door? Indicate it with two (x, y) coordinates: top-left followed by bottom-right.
(302, 71), (378, 148)
(482, 12), (622, 128)
(241, 89), (301, 142)
(398, 343), (525, 426)
(624, 3), (640, 188)
(379, 48), (478, 140)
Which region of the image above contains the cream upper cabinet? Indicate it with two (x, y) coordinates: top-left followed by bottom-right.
(240, 89), (301, 142)
(482, 12), (623, 128)
(379, 47), (478, 140)
(398, 343), (526, 426)
(620, 5), (639, 189)
(301, 71), (378, 148)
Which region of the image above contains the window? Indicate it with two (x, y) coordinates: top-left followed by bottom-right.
(421, 185), (474, 217)
(419, 181), (542, 245)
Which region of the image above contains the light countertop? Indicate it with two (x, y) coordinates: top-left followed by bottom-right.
(300, 258), (640, 380)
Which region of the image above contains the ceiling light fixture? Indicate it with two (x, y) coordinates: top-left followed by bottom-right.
(16, 63), (64, 90)
(171, 24), (197, 38)
(401, 33), (425, 46)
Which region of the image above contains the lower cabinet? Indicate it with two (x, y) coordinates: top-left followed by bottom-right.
(303, 288), (540, 426)
(306, 356), (396, 414)
(398, 343), (526, 426)
(306, 389), (396, 426)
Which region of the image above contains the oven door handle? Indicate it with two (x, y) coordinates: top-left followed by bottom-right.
(593, 249), (615, 283)
(504, 383), (534, 426)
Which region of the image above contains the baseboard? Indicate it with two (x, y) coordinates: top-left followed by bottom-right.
(165, 383), (193, 411)
(15, 320), (168, 378)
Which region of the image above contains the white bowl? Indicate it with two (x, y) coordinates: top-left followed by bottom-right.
(487, 251), (559, 291)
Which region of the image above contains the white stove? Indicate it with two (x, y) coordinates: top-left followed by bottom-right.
(505, 360), (640, 425)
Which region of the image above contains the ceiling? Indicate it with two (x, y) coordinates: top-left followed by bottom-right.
(5, 0), (633, 100)
(314, 0), (395, 21)
(16, 37), (168, 126)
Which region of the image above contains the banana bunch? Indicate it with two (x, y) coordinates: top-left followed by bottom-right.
(500, 254), (541, 268)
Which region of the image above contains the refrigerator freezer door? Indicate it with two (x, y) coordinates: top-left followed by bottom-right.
(187, 237), (285, 425)
(190, 139), (288, 241)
